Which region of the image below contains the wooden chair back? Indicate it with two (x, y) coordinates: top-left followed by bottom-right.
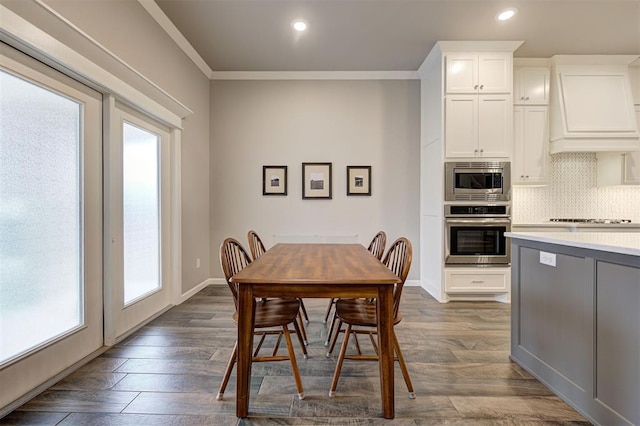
(247, 230), (267, 261)
(367, 231), (386, 260)
(381, 237), (412, 319)
(220, 238), (252, 308)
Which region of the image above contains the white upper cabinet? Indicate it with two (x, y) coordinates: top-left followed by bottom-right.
(623, 150), (640, 184)
(446, 53), (512, 94)
(513, 106), (549, 185)
(514, 67), (550, 105)
(596, 105), (640, 186)
(445, 94), (512, 158)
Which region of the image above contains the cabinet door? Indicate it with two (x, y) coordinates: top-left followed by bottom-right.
(445, 95), (478, 157)
(514, 106), (549, 184)
(445, 54), (477, 94)
(522, 106), (549, 183)
(624, 106), (640, 184)
(478, 54), (512, 94)
(514, 67), (550, 105)
(513, 106), (526, 180)
(478, 95), (511, 158)
(623, 151), (640, 184)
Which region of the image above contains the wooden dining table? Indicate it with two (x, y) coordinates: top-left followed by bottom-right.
(230, 243), (401, 419)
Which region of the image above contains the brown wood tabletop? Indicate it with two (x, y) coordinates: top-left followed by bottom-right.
(230, 243), (400, 419)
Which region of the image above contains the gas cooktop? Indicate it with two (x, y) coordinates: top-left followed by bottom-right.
(549, 218), (632, 224)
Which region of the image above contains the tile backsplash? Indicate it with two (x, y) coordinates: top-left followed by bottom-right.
(512, 152), (640, 223)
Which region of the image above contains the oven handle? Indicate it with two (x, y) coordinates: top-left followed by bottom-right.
(444, 218), (511, 225)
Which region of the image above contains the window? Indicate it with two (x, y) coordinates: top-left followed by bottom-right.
(122, 122), (161, 304)
(0, 68), (83, 364)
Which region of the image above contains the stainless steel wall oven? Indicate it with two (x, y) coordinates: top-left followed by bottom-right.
(445, 162), (511, 202)
(444, 205), (511, 266)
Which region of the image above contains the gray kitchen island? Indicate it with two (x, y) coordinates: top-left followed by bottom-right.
(507, 231), (640, 426)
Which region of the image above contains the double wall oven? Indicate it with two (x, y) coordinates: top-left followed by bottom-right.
(444, 162), (511, 266)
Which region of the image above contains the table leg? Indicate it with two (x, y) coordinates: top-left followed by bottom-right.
(236, 284), (255, 417)
(377, 285), (395, 419)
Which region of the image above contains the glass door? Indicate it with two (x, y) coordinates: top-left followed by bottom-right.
(105, 102), (172, 343)
(0, 44), (103, 408)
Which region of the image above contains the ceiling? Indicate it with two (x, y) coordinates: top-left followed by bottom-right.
(153, 0), (640, 74)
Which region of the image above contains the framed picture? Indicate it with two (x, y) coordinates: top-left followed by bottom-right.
(346, 165), (372, 196)
(302, 162), (332, 199)
(263, 165), (287, 196)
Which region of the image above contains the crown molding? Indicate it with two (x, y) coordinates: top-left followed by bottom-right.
(210, 71), (420, 80)
(137, 0), (214, 79)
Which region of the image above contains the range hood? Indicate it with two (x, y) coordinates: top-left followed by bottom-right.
(549, 55), (640, 154)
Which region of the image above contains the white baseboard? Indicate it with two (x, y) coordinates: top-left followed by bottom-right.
(176, 278), (216, 304)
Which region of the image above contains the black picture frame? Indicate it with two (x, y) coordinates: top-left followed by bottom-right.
(346, 165), (372, 196)
(262, 165), (287, 196)
(302, 162), (332, 199)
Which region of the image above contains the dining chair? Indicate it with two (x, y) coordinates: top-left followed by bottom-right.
(323, 231), (387, 346)
(247, 230), (310, 343)
(247, 229), (267, 260)
(217, 238), (306, 401)
(327, 237), (414, 399)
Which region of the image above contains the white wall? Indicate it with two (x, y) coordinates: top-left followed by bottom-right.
(513, 152), (640, 222)
(35, 0), (212, 293)
(210, 79), (421, 279)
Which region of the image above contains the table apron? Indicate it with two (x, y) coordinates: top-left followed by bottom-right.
(244, 283), (392, 299)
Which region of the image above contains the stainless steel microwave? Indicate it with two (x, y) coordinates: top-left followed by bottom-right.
(445, 162), (511, 202)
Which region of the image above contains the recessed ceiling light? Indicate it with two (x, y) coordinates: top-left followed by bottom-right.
(292, 19), (308, 32)
(496, 7), (517, 21)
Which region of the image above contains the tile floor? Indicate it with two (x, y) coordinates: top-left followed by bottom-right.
(1, 286), (591, 425)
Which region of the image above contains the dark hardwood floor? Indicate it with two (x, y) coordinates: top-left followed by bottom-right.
(1, 286), (591, 425)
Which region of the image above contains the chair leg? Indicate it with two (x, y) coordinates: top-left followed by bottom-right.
(324, 310), (339, 346)
(323, 298), (336, 324)
(282, 325), (305, 400)
(326, 318), (343, 357)
(329, 324), (352, 397)
(216, 342), (238, 400)
(296, 311), (308, 345)
(393, 330), (415, 399)
(291, 315), (309, 359)
(299, 298), (310, 324)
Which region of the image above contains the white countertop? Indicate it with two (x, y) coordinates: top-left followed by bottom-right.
(512, 222), (640, 230)
(505, 231), (640, 257)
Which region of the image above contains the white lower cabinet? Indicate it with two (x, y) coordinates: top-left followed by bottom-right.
(445, 267), (511, 294)
(513, 106), (549, 185)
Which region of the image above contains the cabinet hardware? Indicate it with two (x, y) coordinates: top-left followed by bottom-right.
(474, 84), (478, 90)
(525, 96), (530, 100)
(471, 280), (485, 284)
(480, 84), (484, 89)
